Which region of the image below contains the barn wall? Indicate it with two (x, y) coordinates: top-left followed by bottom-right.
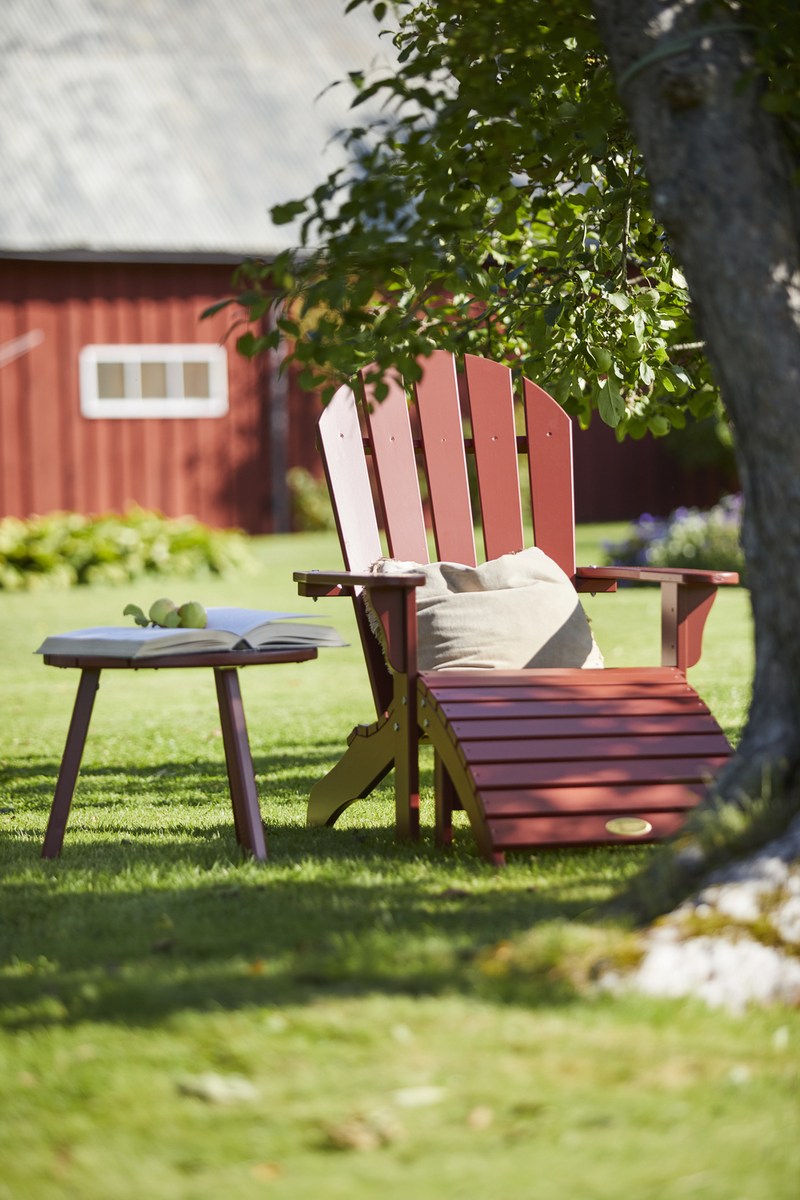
(0, 259), (321, 532)
(0, 257), (732, 533)
(571, 417), (734, 523)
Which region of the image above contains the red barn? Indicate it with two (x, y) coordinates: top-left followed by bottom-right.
(0, 0), (390, 533)
(0, 1), (732, 533)
(0, 256), (324, 533)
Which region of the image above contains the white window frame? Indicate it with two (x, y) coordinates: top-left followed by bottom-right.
(79, 344), (229, 419)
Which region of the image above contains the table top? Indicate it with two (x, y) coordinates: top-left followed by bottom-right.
(43, 647), (319, 670)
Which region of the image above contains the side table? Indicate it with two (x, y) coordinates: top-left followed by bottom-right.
(41, 647), (318, 862)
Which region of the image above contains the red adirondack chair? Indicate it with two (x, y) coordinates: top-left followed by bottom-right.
(295, 351), (738, 864)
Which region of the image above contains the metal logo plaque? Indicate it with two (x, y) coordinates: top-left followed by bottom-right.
(605, 817), (653, 837)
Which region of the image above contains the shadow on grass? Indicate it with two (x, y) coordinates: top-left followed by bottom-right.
(0, 870), (609, 1030)
(0, 746), (352, 804)
(1, 748), (651, 1031)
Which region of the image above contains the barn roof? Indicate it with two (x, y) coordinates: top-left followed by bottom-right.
(0, 0), (391, 258)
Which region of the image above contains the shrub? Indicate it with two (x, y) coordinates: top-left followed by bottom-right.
(286, 467), (336, 532)
(603, 493), (746, 580)
(0, 507), (257, 590)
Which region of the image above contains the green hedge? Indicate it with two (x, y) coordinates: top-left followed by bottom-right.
(0, 508), (257, 590)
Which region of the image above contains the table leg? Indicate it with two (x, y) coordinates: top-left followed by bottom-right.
(42, 668), (101, 858)
(213, 667), (267, 862)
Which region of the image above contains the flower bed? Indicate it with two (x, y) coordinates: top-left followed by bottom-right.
(603, 494), (745, 579)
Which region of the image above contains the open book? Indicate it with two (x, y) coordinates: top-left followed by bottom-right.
(35, 607), (346, 659)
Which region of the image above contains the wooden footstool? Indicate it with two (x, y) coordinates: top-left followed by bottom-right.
(41, 648), (318, 862)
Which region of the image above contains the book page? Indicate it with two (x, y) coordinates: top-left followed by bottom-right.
(35, 626), (234, 657)
(205, 608), (306, 637)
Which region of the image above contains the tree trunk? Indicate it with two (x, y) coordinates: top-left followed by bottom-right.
(591, 0), (800, 808)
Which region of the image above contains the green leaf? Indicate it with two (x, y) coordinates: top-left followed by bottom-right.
(637, 288), (660, 309)
(270, 200), (308, 226)
(122, 603), (148, 627)
(221, 0), (716, 442)
(236, 332), (258, 357)
(200, 299), (233, 320)
(597, 376), (625, 427)
(552, 375), (572, 405)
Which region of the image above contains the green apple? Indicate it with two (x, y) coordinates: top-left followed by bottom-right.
(591, 347), (613, 373)
(178, 601), (208, 629)
(149, 597), (179, 627)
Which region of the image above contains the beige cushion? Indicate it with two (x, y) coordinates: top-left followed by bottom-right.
(368, 546), (603, 671)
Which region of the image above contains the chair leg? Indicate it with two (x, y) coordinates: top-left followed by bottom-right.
(393, 676), (420, 842)
(434, 752), (457, 848)
(42, 668), (101, 859)
(213, 667), (267, 862)
(307, 716), (395, 827)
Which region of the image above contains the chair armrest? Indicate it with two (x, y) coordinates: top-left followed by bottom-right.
(576, 565), (739, 671)
(576, 565), (739, 586)
(294, 569), (422, 675)
(294, 569), (426, 598)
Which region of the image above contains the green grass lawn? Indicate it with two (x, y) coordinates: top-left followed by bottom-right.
(1, 529), (797, 1200)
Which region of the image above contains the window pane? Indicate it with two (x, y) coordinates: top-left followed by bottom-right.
(141, 361), (167, 399)
(183, 361), (210, 398)
(97, 362), (125, 399)
(81, 345), (227, 418)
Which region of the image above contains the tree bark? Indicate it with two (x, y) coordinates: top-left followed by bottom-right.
(592, 0), (800, 805)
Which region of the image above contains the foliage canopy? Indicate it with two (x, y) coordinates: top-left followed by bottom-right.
(222, 0), (799, 440)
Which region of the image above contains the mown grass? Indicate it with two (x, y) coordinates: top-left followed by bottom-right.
(1, 528), (798, 1200)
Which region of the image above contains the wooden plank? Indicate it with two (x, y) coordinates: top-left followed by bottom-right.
(481, 782), (706, 816)
(318, 383), (383, 573)
(437, 697), (709, 719)
(578, 564), (739, 586)
(423, 665), (689, 687)
(414, 350), (477, 565)
(65, 264), (93, 515)
(460, 732), (731, 764)
(317, 382), (392, 716)
(359, 366), (429, 563)
(136, 263), (166, 515)
(522, 375), (576, 578)
(44, 648), (317, 670)
(189, 265), (245, 529)
(429, 682), (697, 704)
(471, 756), (729, 789)
(463, 354), (525, 560)
(167, 278), (199, 520)
(0, 269), (27, 515)
(449, 713), (722, 738)
(24, 286), (63, 515)
(486, 810), (689, 848)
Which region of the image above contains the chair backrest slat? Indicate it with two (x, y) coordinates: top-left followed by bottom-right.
(359, 368), (430, 563)
(316, 354), (578, 718)
(464, 354), (525, 561)
(414, 349), (477, 566)
(522, 376), (576, 579)
(318, 383), (392, 714)
(318, 383), (384, 572)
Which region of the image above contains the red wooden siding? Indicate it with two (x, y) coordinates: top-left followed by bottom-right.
(572, 417), (734, 523)
(0, 257), (732, 533)
(0, 259), (321, 533)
